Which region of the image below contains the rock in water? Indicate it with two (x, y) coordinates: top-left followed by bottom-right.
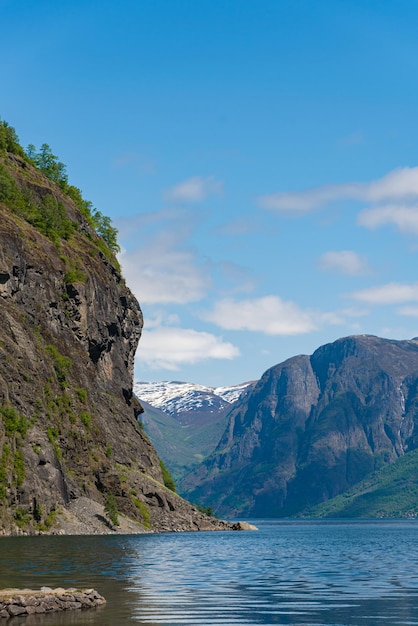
(0, 588), (106, 618)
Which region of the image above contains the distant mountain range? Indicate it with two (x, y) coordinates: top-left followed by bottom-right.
(133, 381), (255, 480)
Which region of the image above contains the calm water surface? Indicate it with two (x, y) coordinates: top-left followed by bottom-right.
(1, 520), (418, 625)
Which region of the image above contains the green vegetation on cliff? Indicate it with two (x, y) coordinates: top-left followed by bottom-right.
(0, 119), (119, 257)
(0, 405), (28, 501)
(160, 459), (176, 492)
(0, 121), (25, 157)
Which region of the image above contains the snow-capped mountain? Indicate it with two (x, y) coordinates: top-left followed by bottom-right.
(134, 380), (254, 424)
(133, 380), (255, 484)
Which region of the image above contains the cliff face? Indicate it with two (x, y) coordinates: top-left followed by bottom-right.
(0, 152), (229, 534)
(181, 335), (418, 517)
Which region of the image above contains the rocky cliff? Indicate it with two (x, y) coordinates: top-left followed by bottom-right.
(181, 335), (418, 517)
(0, 141), (231, 534)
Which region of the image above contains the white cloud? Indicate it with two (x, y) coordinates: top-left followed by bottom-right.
(259, 182), (361, 213)
(319, 250), (370, 275)
(143, 311), (180, 329)
(216, 261), (258, 294)
(136, 326), (240, 370)
(366, 168), (418, 202)
(259, 166), (418, 213)
(111, 153), (157, 176)
(349, 282), (418, 304)
(358, 205), (418, 234)
(339, 307), (370, 318)
(202, 296), (317, 335)
(119, 233), (210, 305)
(339, 131), (364, 147)
(117, 208), (210, 305)
(217, 216), (259, 236)
(399, 306), (418, 317)
(116, 208), (189, 239)
(318, 311), (346, 325)
(165, 176), (223, 203)
(112, 153), (136, 167)
(314, 307), (370, 327)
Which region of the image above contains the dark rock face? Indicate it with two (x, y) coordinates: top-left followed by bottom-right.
(0, 154), (229, 534)
(181, 335), (418, 517)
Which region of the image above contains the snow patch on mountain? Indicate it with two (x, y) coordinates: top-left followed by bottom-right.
(134, 380), (254, 417)
(214, 383), (254, 404)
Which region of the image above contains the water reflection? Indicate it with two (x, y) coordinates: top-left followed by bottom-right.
(1, 521), (418, 625)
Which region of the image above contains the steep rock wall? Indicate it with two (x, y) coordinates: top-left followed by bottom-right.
(0, 153), (228, 534)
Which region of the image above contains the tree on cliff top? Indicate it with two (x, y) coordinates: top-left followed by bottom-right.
(0, 119), (120, 255)
(25, 142), (120, 254)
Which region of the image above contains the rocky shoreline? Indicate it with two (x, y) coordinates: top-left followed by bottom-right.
(0, 587), (105, 619)
(0, 496), (257, 536)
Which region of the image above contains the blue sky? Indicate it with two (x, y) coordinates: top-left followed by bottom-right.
(2, 0), (418, 386)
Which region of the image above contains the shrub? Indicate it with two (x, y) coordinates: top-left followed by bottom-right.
(0, 163), (26, 211)
(80, 411), (91, 429)
(33, 194), (74, 243)
(76, 388), (87, 403)
(91, 210), (120, 254)
(0, 405), (28, 438)
(33, 499), (42, 522)
(104, 493), (119, 526)
(45, 344), (72, 388)
(14, 507), (31, 529)
(159, 460), (176, 492)
(47, 426), (62, 460)
(64, 267), (85, 284)
(0, 444), (10, 501)
(0, 120), (25, 157)
(132, 496), (151, 528)
(13, 450), (25, 486)
(194, 504), (215, 517)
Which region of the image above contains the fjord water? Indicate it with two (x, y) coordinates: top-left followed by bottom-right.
(2, 520), (418, 625)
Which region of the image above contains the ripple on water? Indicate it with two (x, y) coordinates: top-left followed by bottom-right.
(2, 520), (418, 625)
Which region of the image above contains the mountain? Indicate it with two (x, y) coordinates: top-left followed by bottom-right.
(181, 335), (418, 518)
(0, 122), (233, 534)
(134, 381), (254, 481)
(134, 381), (253, 421)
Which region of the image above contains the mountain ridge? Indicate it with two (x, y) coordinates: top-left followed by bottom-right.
(134, 380), (254, 420)
(180, 334), (418, 518)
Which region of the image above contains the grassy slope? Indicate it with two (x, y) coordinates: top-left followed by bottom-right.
(306, 447), (418, 518)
